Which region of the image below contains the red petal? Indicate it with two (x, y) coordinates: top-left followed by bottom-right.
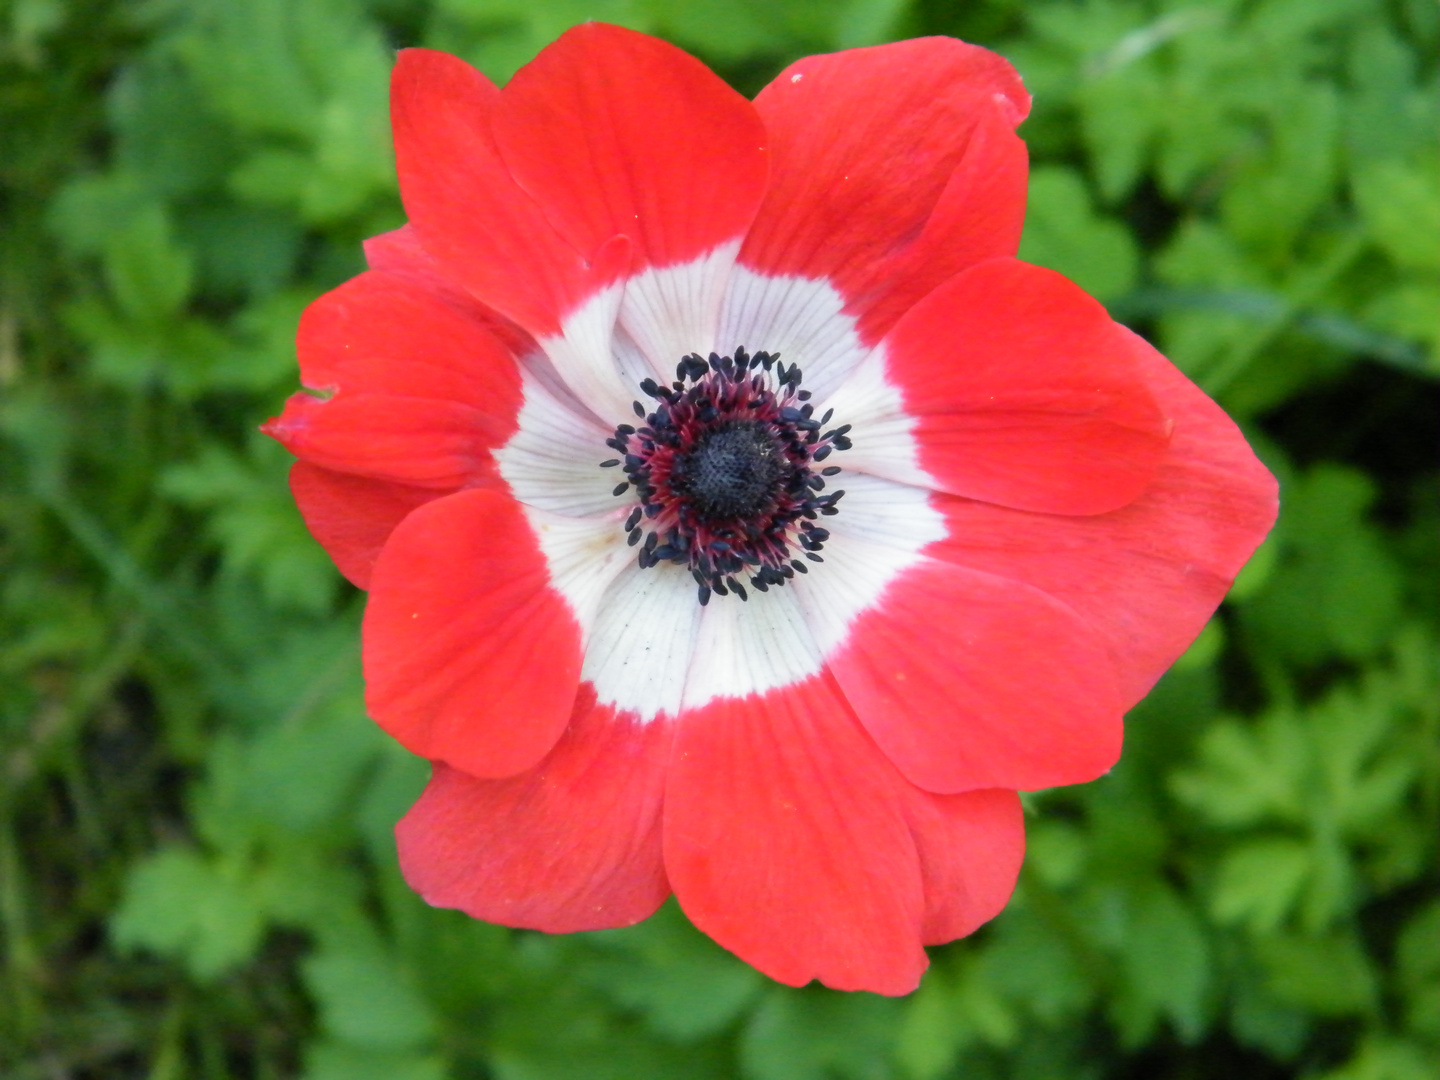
(295, 271), (522, 412)
(495, 23), (767, 271)
(872, 258), (1171, 515)
(828, 556), (1122, 793)
(743, 38), (1029, 342)
(364, 226), (538, 359)
(857, 113), (1029, 344)
(899, 787), (1025, 944)
(263, 271), (523, 488)
(267, 392), (501, 490)
(664, 673), (928, 995)
(365, 223), (442, 282)
(930, 327), (1279, 707)
(390, 49), (614, 336)
(397, 689), (671, 933)
(288, 462), (439, 589)
(363, 488), (582, 779)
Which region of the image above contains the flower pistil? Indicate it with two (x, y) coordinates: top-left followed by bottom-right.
(601, 347), (852, 604)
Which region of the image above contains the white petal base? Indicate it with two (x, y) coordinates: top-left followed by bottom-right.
(497, 250), (942, 721)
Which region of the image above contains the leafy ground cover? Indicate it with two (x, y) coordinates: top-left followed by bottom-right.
(1, 0), (1436, 1077)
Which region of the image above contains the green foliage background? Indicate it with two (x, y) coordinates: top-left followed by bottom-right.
(1, 0), (1436, 1076)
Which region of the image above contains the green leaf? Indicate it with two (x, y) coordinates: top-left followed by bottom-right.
(896, 968), (966, 1080)
(298, 29), (395, 223)
(982, 907), (1094, 1025)
(173, 0), (323, 139)
(484, 964), (730, 1080)
(47, 172), (152, 257)
(7, 0), (66, 63)
(111, 847), (265, 981)
(1170, 617), (1225, 673)
(1314, 1036), (1440, 1080)
(583, 901), (762, 1041)
(642, 0), (904, 58)
(896, 956), (1018, 1080)
(1114, 883), (1211, 1044)
(250, 843), (368, 932)
(356, 744), (432, 868)
(1150, 18), (1247, 199)
(433, 0), (650, 84)
(1229, 959), (1312, 1061)
(1253, 932), (1378, 1017)
(303, 1042), (447, 1080)
(1344, 22), (1438, 163)
(110, 53), (236, 199)
(639, 0), (770, 59)
(1219, 83), (1341, 258)
(1025, 820), (1087, 890)
(1024, 0), (1160, 201)
(1171, 715), (1308, 828)
(1154, 219), (1272, 380)
(210, 287), (315, 389)
(103, 202), (195, 323)
(1018, 166), (1139, 302)
(1210, 838), (1313, 933)
(304, 929), (439, 1051)
(161, 438), (341, 613)
(832, 0), (910, 48)
(1227, 526), (1280, 601)
(1353, 156), (1440, 273)
(740, 987), (903, 1080)
(230, 148), (315, 207)
(1396, 902), (1440, 1041)
(1242, 465), (1404, 663)
(1362, 278), (1440, 367)
(48, 176), (222, 383)
(247, 701), (379, 832)
(61, 300), (234, 393)
(178, 204), (303, 299)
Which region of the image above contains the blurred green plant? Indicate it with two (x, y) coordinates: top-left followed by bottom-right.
(1, 0), (1435, 1077)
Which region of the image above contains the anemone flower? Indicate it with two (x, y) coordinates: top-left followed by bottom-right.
(263, 23), (1277, 994)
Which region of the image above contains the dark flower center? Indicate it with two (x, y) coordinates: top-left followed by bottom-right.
(600, 348), (852, 606)
(674, 421), (787, 521)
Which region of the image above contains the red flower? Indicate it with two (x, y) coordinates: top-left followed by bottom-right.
(263, 25), (1277, 994)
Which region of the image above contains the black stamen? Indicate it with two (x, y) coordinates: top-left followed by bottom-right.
(601, 346), (852, 603)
